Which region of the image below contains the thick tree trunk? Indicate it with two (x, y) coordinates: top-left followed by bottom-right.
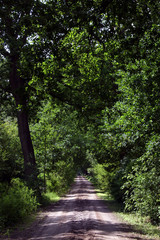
(17, 107), (36, 179)
(10, 55), (37, 185)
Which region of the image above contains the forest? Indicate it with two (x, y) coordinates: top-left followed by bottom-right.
(0, 0), (160, 231)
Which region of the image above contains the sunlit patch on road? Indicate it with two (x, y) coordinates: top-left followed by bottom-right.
(26, 177), (146, 240)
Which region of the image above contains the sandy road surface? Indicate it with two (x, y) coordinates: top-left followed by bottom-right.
(3, 176), (152, 240)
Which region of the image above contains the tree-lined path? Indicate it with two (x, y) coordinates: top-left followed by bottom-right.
(0, 0), (160, 236)
(6, 177), (149, 240)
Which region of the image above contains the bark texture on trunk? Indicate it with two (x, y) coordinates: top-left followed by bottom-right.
(10, 55), (37, 183)
(17, 108), (36, 178)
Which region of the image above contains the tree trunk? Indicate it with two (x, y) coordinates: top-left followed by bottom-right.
(10, 55), (37, 185)
(17, 106), (36, 179)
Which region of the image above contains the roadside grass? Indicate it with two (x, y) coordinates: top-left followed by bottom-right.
(97, 190), (160, 240)
(42, 191), (60, 204)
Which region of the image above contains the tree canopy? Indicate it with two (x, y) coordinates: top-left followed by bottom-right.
(0, 0), (160, 227)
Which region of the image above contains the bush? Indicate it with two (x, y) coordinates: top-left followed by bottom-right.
(123, 136), (160, 224)
(0, 119), (23, 183)
(88, 163), (110, 191)
(46, 160), (76, 195)
(0, 178), (38, 229)
(109, 170), (125, 202)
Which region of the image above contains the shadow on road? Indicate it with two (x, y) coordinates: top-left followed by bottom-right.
(29, 218), (144, 240)
(6, 177), (147, 240)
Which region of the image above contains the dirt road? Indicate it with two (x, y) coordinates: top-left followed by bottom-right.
(5, 176), (152, 240)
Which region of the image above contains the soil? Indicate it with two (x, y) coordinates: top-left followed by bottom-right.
(0, 176), (156, 240)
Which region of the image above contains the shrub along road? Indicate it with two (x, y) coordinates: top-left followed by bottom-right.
(2, 176), (157, 240)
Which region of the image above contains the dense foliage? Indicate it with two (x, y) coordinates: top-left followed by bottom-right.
(0, 0), (159, 229)
(0, 178), (37, 230)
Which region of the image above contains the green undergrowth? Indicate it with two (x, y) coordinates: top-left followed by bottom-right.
(97, 190), (160, 240)
(0, 214), (37, 239)
(0, 190), (62, 237)
(0, 179), (38, 231)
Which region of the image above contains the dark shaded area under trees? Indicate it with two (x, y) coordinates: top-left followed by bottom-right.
(0, 0), (159, 228)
